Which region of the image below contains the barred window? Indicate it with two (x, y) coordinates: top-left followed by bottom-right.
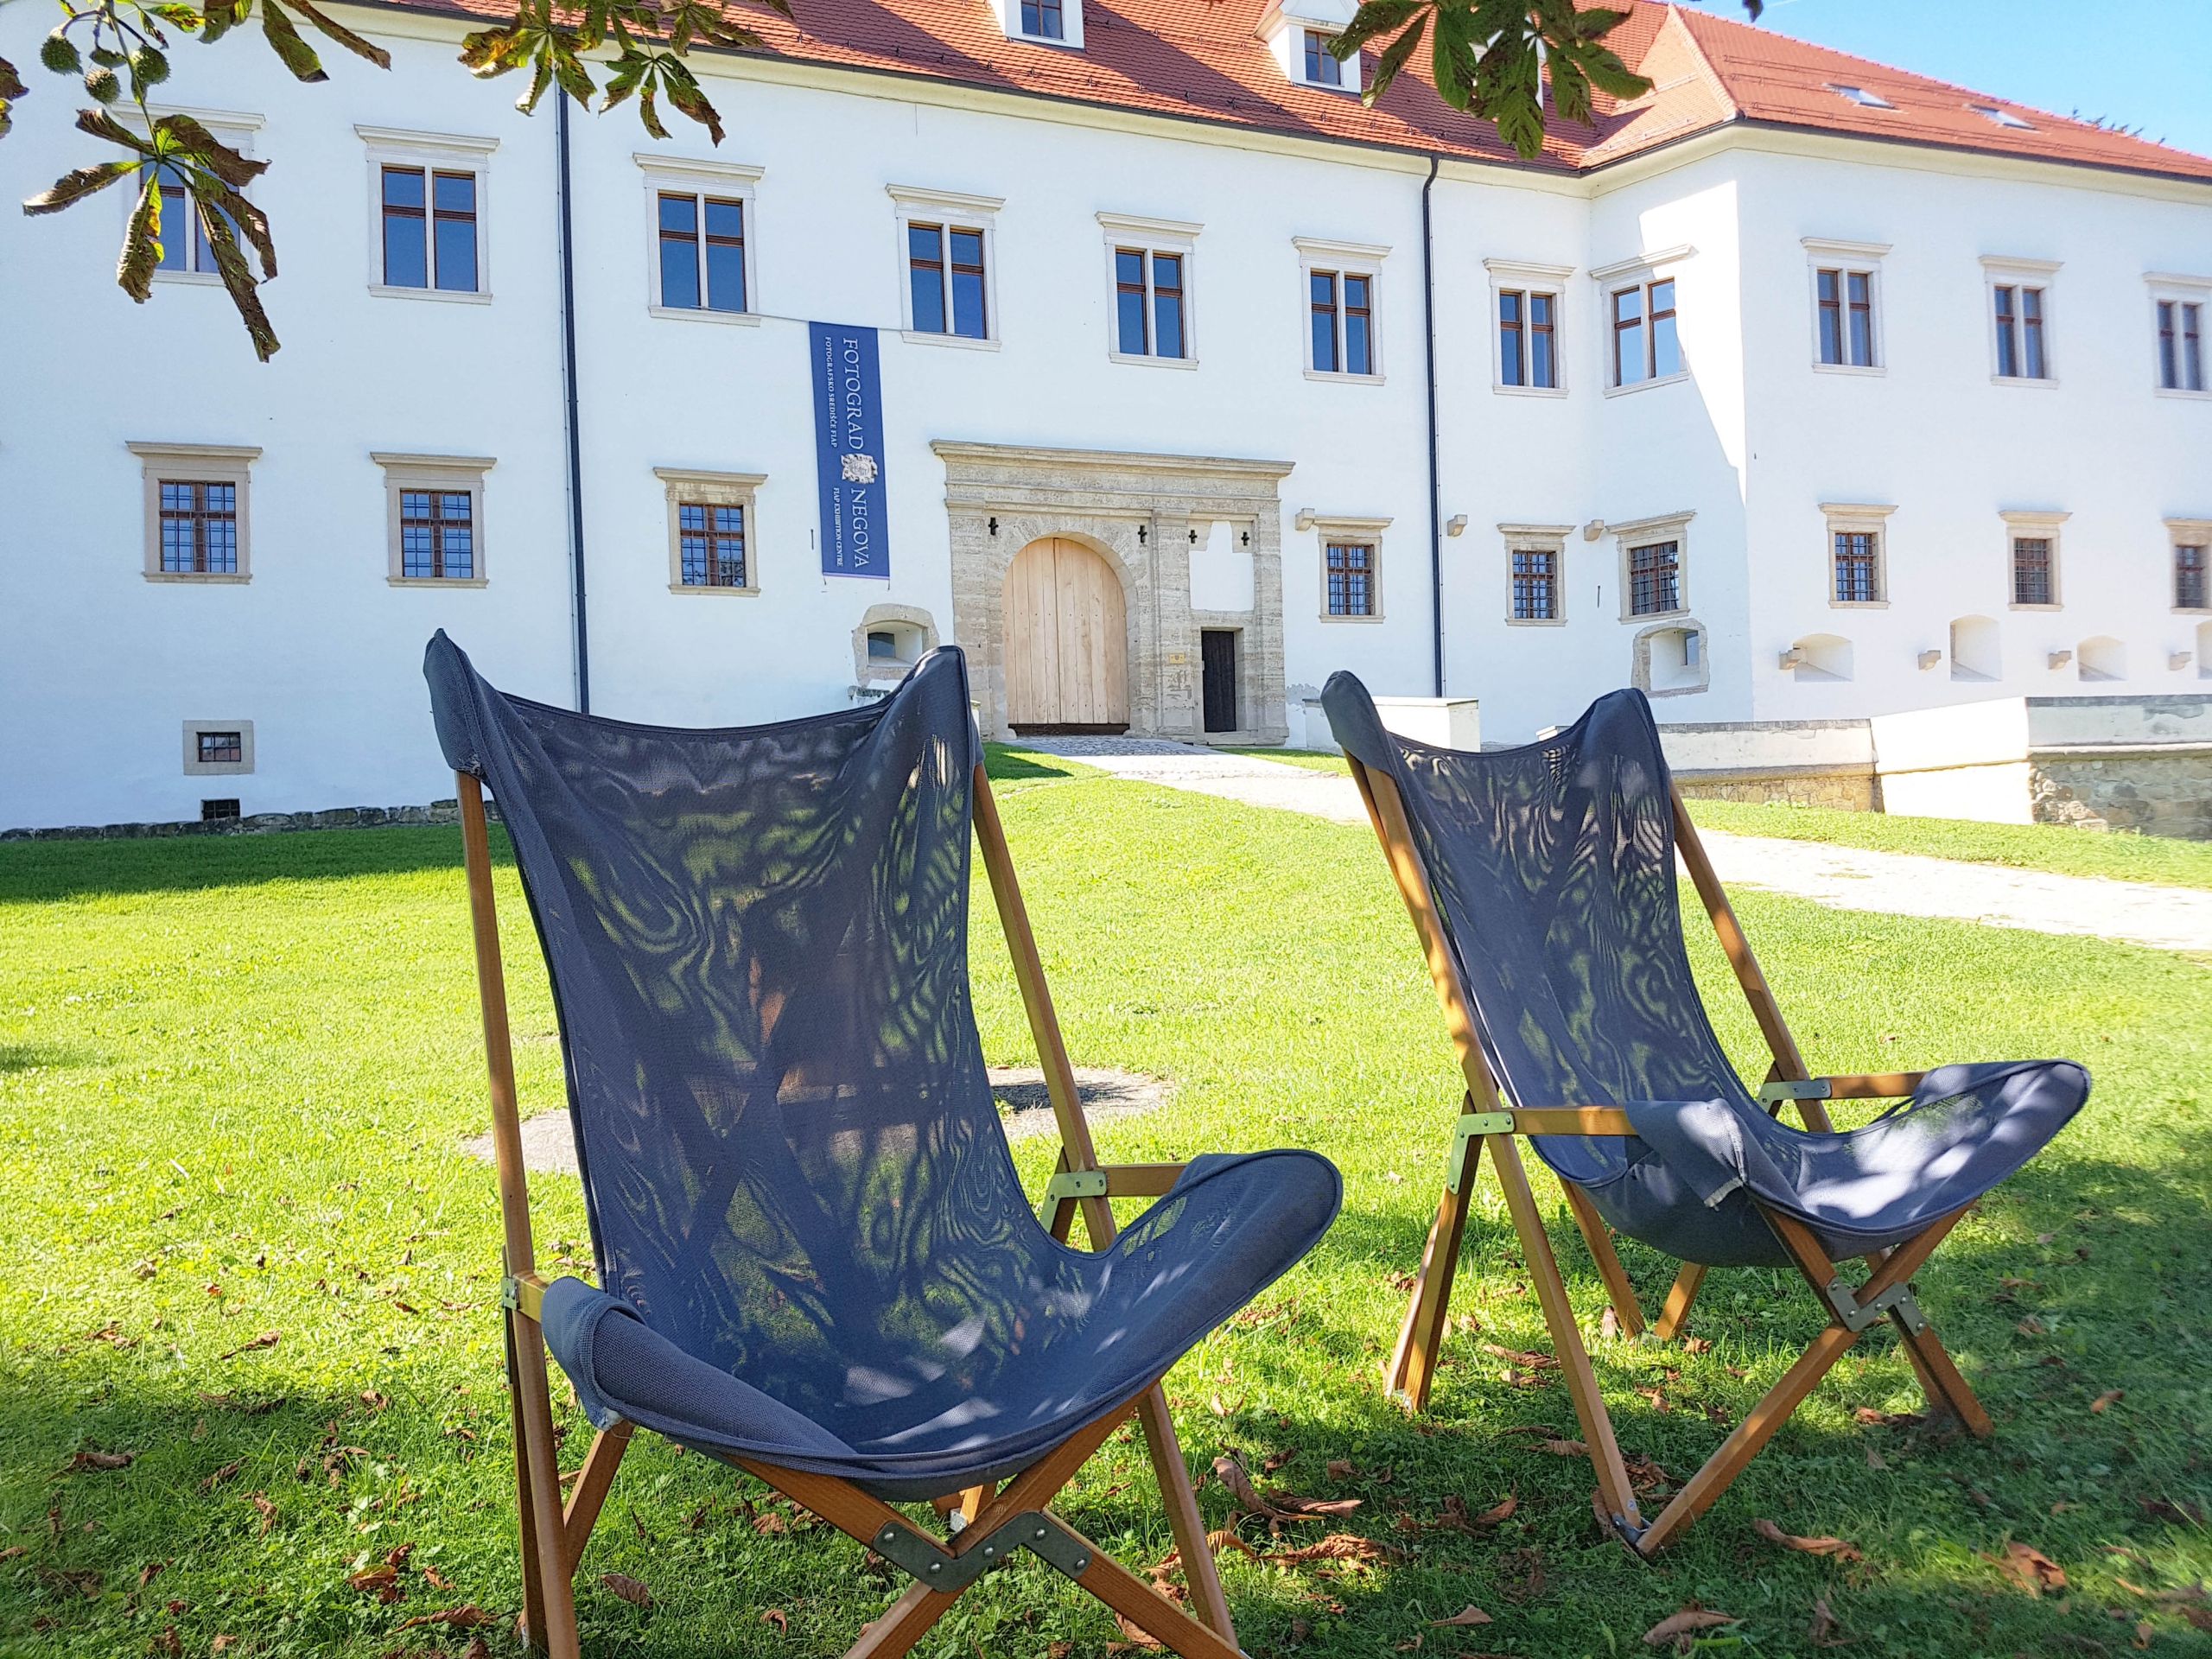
(678, 501), (746, 588)
(1326, 542), (1375, 616)
(1511, 549), (1557, 620)
(159, 481), (238, 575)
(2012, 537), (2054, 606)
(197, 731), (243, 764)
(400, 490), (474, 581)
(1629, 540), (1681, 615)
(2177, 543), (2207, 610)
(1833, 530), (1880, 602)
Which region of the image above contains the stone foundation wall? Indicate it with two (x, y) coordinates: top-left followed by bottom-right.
(2031, 753), (2212, 840)
(3, 800), (465, 842)
(1671, 767), (1878, 811)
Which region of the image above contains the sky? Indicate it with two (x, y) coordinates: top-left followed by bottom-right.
(1687, 0), (2212, 161)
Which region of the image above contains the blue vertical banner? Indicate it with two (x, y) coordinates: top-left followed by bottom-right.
(809, 322), (890, 580)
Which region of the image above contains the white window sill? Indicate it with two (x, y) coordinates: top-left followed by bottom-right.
(1494, 382), (1567, 398)
(2154, 386), (2212, 401)
(153, 270), (226, 288)
(1828, 599), (1891, 609)
(1297, 78), (1361, 97)
(669, 582), (761, 596)
(2175, 606), (2212, 615)
(1990, 373), (2058, 388)
(1648, 682), (1710, 698)
(389, 576), (490, 588)
(1304, 369), (1385, 385)
(1812, 361), (1885, 377)
(901, 330), (1000, 352)
(2009, 601), (2063, 612)
(370, 284), (493, 305)
(184, 764), (254, 778)
(1319, 611), (1385, 623)
(1109, 351), (1198, 370)
(1012, 30), (1081, 48)
(1622, 607), (1689, 623)
(648, 305), (763, 327)
(1505, 615), (1567, 626)
(1604, 371), (1690, 398)
(145, 571), (250, 584)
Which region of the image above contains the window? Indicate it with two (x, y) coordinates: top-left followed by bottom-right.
(150, 166), (226, 276)
(991, 0), (1082, 47)
(1984, 258), (2058, 382)
(853, 605), (939, 686)
(181, 720), (253, 777)
(1827, 83), (1895, 109)
(1629, 540), (1681, 615)
(1512, 549), (1557, 619)
(1298, 238), (1386, 379)
(1832, 531), (1880, 602)
(125, 106), (261, 287)
(1816, 270), (1876, 366)
(1303, 29), (1341, 86)
(1100, 216), (1199, 365)
(1611, 279), (1680, 386)
(1326, 543), (1375, 615)
(657, 467), (764, 594)
(1498, 290), (1558, 388)
(130, 442), (257, 582)
(868, 629), (898, 659)
(890, 188), (1001, 346)
(1968, 102), (2035, 130)
(658, 194), (746, 313)
(201, 798), (241, 822)
(376, 453), (493, 586)
(357, 126), (497, 302)
(2177, 543), (2208, 611)
(2012, 537), (2054, 606)
(2158, 299), (2205, 392)
(1020, 0), (1062, 38)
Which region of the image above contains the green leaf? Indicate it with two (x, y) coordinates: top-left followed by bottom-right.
(285, 0), (393, 70)
(74, 105), (159, 156)
(152, 112), (270, 193)
(1359, 12), (1425, 108)
(194, 199), (282, 359)
(118, 169), (165, 301)
(259, 0), (330, 82)
(0, 54), (20, 139)
(200, 0), (250, 48)
(22, 156), (140, 214)
(1332, 0), (1421, 58)
(655, 54), (723, 145)
(144, 5), (210, 30)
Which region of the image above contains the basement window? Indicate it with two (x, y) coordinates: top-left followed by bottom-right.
(201, 798), (241, 822)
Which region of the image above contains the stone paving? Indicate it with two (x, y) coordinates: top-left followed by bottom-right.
(1020, 737), (2212, 956)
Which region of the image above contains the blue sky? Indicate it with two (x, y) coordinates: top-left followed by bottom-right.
(1689, 0), (2212, 161)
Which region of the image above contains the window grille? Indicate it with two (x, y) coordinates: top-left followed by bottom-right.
(1833, 531), (1880, 602)
(1511, 549), (1557, 620)
(677, 501), (746, 588)
(1629, 540), (1681, 615)
(400, 490), (474, 580)
(2012, 537), (2054, 606)
(159, 481), (238, 575)
(1325, 543), (1375, 616)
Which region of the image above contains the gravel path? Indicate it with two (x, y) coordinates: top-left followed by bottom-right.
(1021, 737), (2212, 955)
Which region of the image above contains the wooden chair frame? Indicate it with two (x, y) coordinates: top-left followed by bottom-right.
(458, 764), (1243, 1657)
(1345, 758), (1993, 1555)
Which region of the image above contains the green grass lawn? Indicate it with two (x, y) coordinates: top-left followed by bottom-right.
(1218, 747), (1350, 775)
(5, 759), (2211, 1658)
(1687, 799), (2212, 892)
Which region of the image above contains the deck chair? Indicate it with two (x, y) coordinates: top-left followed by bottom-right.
(1319, 671), (2088, 1556)
(425, 631), (1340, 1657)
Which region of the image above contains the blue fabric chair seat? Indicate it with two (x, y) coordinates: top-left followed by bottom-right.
(541, 1150), (1341, 1500)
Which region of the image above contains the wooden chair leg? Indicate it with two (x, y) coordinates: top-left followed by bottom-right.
(508, 1308), (582, 1659)
(1559, 1178), (1645, 1338)
(842, 1581), (959, 1659)
(1053, 1516), (1245, 1659)
(1892, 1312), (1993, 1437)
(1137, 1386), (1235, 1642)
(1484, 1134), (1643, 1535)
(1384, 1126), (1481, 1409)
(505, 1308), (551, 1652)
(1651, 1262), (1707, 1343)
(559, 1422), (632, 1578)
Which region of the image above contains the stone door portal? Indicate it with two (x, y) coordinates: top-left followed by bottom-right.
(1001, 537), (1130, 734)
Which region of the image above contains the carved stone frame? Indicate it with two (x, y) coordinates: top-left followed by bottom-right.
(931, 442), (1294, 744)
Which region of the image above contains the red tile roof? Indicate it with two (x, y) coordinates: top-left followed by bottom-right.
(386, 0), (2212, 184)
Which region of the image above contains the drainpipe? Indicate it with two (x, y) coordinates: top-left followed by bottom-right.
(1421, 153), (1444, 698)
(556, 94), (591, 713)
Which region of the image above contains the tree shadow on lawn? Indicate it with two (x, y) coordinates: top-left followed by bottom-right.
(0, 823), (499, 906)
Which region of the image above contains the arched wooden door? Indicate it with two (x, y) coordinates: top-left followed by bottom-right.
(1001, 537), (1130, 734)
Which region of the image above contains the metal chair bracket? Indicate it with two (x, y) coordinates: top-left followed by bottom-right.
(1758, 1078), (1834, 1103)
(1823, 1275), (1927, 1335)
(873, 1511), (1092, 1592)
(1446, 1112), (1515, 1192)
(1037, 1169), (1109, 1224)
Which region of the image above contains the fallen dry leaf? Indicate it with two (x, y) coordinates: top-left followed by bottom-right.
(1754, 1518), (1863, 1562)
(1682, 1337), (1713, 1355)
(2091, 1389), (2125, 1414)
(760, 1608), (788, 1634)
(210, 1637), (236, 1655)
(1263, 1486), (1363, 1517)
(1262, 1533), (1398, 1566)
(1644, 1608), (1738, 1649)
(1600, 1306), (1621, 1341)
(200, 1459), (245, 1491)
(1540, 1439), (1588, 1457)
(1853, 1407), (1924, 1428)
(2141, 1498), (2206, 1526)
(394, 1604), (494, 1631)
(1808, 1594), (1849, 1648)
(1985, 1541), (2067, 1596)
(601, 1573), (652, 1608)
(1471, 1493), (1516, 1526)
(1205, 1528), (1260, 1562)
(1387, 1271), (1419, 1292)
(1431, 1605), (1493, 1626)
(1112, 1611), (1166, 1648)
(1325, 1459), (1355, 1481)
(2016, 1317), (2048, 1337)
(1480, 1343), (1558, 1370)
(1261, 1450), (1296, 1474)
(56, 1448), (136, 1474)
(424, 1565), (454, 1591)
(216, 1331), (280, 1361)
(248, 1491), (276, 1535)
(2135, 1619), (2155, 1649)
(360, 1390), (391, 1412)
(153, 1626), (181, 1656)
(1866, 1447), (1889, 1470)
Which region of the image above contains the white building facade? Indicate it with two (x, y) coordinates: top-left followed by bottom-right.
(2, 0), (2208, 830)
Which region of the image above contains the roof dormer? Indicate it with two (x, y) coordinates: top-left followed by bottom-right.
(1255, 0), (1363, 95)
(993, 0), (1082, 50)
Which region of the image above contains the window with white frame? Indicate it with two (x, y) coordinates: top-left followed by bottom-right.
(129, 442), (258, 582)
(358, 126), (497, 302)
(1259, 2), (1363, 92)
(1498, 524), (1570, 624)
(2170, 520), (2210, 612)
(1822, 503), (1895, 607)
(1802, 238), (1888, 372)
(889, 186), (1001, 346)
(2001, 509), (2068, 608)
(1610, 512), (1694, 620)
(990, 0), (1082, 48)
(375, 453), (493, 586)
(126, 107), (263, 286)
(1099, 213), (1198, 365)
(1982, 257), (2058, 382)
(655, 467), (764, 594)
(1306, 513), (1389, 620)
(1592, 249), (1690, 391)
(2147, 275), (2209, 394)
(1485, 259), (1569, 393)
(1297, 238), (1386, 380)
(639, 156), (763, 322)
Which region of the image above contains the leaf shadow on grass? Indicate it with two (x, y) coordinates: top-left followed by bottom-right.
(0, 1042), (92, 1072)
(0, 824), (507, 906)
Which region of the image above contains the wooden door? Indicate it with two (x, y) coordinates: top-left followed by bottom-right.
(1002, 537), (1129, 734)
(1200, 629), (1238, 733)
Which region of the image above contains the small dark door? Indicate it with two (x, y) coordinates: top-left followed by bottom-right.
(1200, 629), (1237, 733)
